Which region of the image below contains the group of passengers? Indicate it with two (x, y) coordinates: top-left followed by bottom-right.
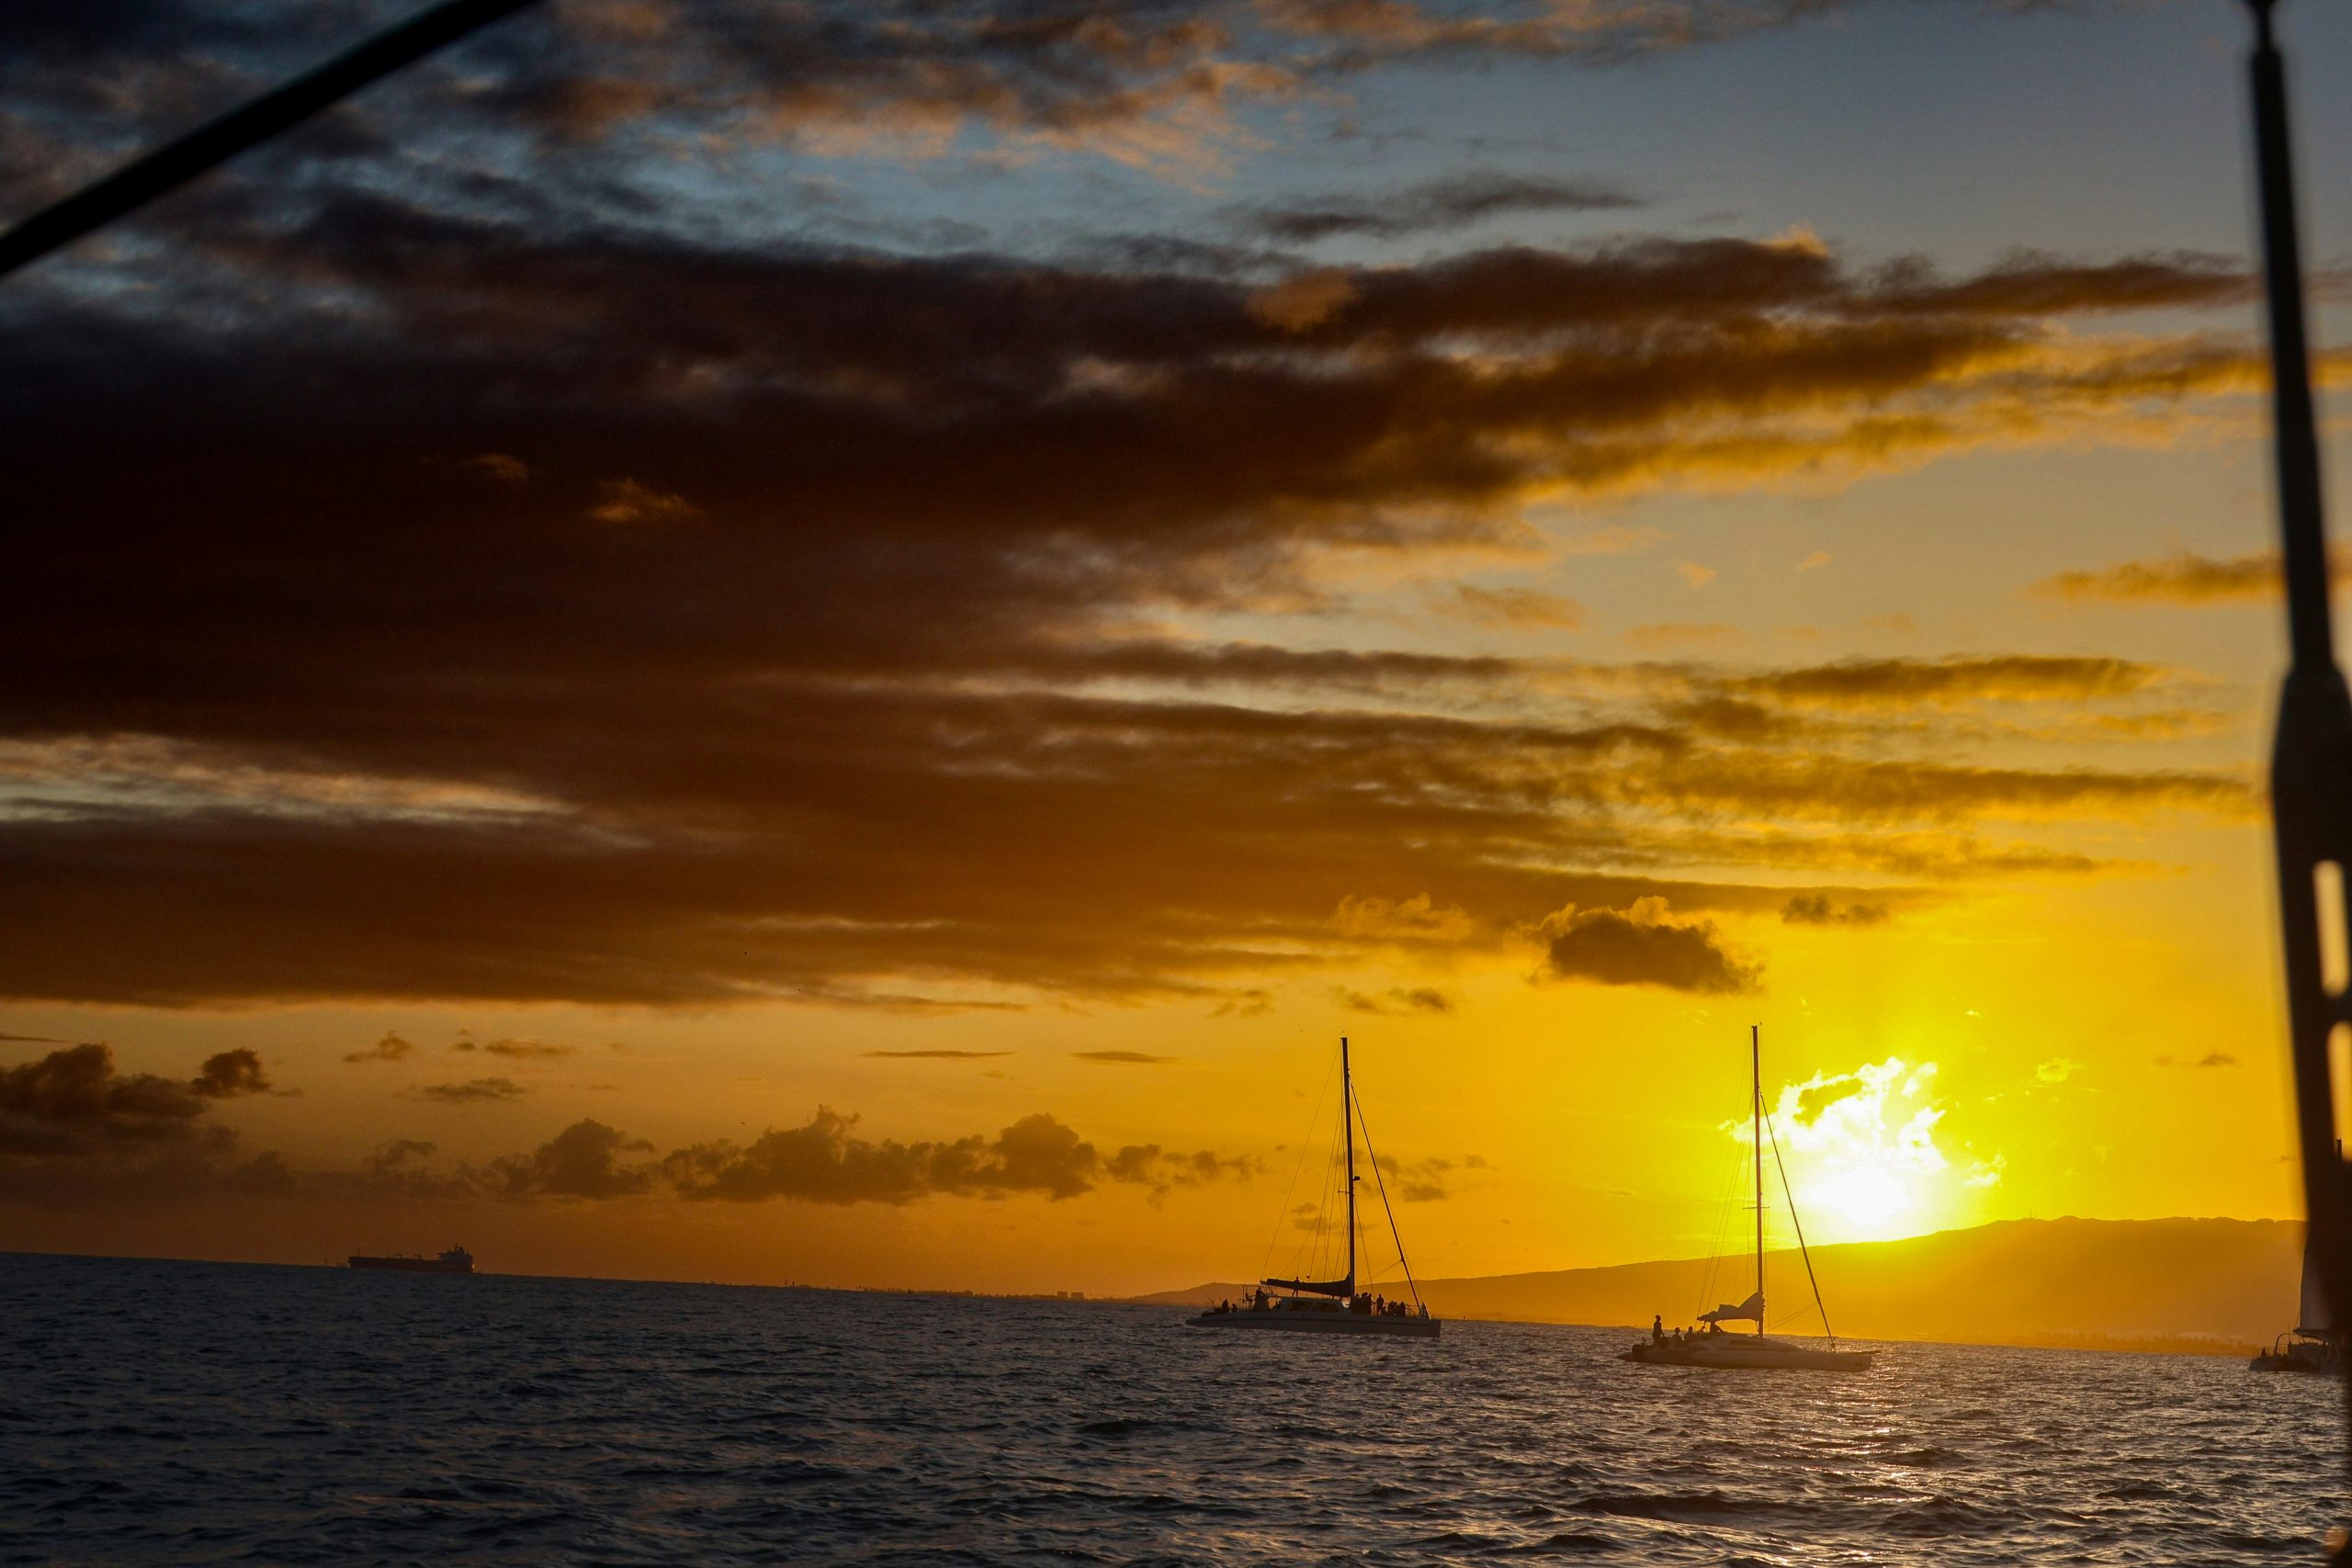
(1205, 1288), (1277, 1313)
(1202, 1288), (1429, 1319)
(1649, 1313), (1725, 1345)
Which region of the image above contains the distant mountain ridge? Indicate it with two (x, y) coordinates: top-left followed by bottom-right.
(1136, 1217), (2302, 1354)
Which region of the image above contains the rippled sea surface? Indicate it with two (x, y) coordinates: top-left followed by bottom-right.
(4, 1253), (2346, 1564)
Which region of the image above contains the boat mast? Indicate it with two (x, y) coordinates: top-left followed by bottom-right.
(2237, 0), (2352, 1537)
(1752, 1024), (1764, 1337)
(1342, 1036), (1358, 1301)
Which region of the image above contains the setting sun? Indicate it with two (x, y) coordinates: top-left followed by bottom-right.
(1806, 1160), (1916, 1239)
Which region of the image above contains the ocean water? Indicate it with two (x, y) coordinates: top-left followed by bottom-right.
(2, 1254), (2344, 1565)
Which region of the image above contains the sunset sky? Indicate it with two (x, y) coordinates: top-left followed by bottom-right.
(5, 0), (2351, 1299)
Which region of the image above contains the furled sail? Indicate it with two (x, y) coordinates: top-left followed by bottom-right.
(1700, 1290), (1764, 1325)
(1261, 1274), (1352, 1299)
(2300, 1230), (2334, 1337)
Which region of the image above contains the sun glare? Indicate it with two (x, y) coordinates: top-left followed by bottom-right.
(1751, 1056), (1957, 1244)
(1805, 1161), (1912, 1239)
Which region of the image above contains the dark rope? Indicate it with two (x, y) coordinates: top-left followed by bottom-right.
(1763, 1106), (1834, 1344)
(0, 0), (546, 280)
(1348, 1080), (1421, 1307)
(1260, 1052), (1335, 1288)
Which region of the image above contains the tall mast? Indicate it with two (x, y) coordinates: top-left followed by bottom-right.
(1342, 1036), (1357, 1300)
(1752, 1024), (1764, 1337)
(2238, 4), (2352, 1535)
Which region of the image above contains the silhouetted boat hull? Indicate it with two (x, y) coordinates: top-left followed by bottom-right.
(2252, 1202), (2338, 1373)
(2250, 1330), (2339, 1374)
(1621, 1335), (1871, 1371)
(1189, 1303), (1439, 1337)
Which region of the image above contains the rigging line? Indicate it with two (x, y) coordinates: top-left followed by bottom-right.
(1695, 1138), (1743, 1321)
(0, 0), (548, 281)
(1315, 1105), (1346, 1280)
(1764, 1104), (1834, 1344)
(1347, 1079), (1420, 1307)
(1293, 1079), (1348, 1286)
(1260, 1052), (1335, 1287)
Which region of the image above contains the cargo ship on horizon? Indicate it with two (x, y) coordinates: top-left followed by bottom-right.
(347, 1246), (474, 1274)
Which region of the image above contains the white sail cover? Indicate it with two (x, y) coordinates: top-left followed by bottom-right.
(1700, 1290), (1764, 1325)
(2301, 1233), (2333, 1336)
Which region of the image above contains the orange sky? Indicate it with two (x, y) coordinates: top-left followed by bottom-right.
(3, 0), (2348, 1295)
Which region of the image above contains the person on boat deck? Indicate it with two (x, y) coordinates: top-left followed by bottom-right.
(1652, 1314), (1663, 1343)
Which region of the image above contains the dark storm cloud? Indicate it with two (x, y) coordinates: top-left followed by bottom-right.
(0, 0), (2097, 217)
(1247, 171), (1639, 243)
(1857, 251), (2262, 319)
(0, 685), (2245, 1008)
(0, 1043), (292, 1199)
(2030, 550), (2352, 607)
(326, 1108), (1257, 1205)
(1371, 1151), (1483, 1202)
(1337, 986), (1454, 1015)
(0, 1036), (1250, 1206)
(344, 1032), (417, 1065)
(665, 1108), (1080, 1201)
(864, 1049), (1017, 1059)
(1537, 902), (1759, 994)
(189, 1048), (272, 1098)
(483, 1118), (657, 1198)
(416, 1077), (529, 1104)
(458, 1038), (579, 1059)
(662, 1108), (1249, 1202)
(0, 116), (2265, 1012)
(0, 1043), (214, 1155)
(1727, 655), (2165, 709)
(1781, 894), (1891, 928)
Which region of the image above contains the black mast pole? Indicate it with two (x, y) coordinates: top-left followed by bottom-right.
(1341, 1036), (1357, 1303)
(1753, 1024), (1764, 1337)
(2242, 2), (2352, 1553)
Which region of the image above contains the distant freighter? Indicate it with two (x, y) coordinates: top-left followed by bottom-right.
(347, 1246), (474, 1274)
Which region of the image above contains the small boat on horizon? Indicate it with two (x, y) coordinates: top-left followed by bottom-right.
(348, 1245), (475, 1274)
(1190, 1037), (1440, 1338)
(2252, 1156), (2341, 1374)
(1621, 1026), (1874, 1372)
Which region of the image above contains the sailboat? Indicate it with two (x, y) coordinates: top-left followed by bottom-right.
(2253, 1152), (2343, 1373)
(1621, 1025), (1875, 1371)
(1189, 1037), (1440, 1337)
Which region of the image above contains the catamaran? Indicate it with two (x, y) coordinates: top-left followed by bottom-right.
(2253, 1150), (2343, 1374)
(1190, 1037), (1439, 1337)
(1622, 1025), (1875, 1371)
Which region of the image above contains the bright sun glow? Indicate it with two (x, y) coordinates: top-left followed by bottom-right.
(1805, 1161), (1912, 1236)
(1736, 1057), (1959, 1244)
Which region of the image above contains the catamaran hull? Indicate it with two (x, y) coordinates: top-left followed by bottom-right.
(1189, 1313), (1440, 1337)
(1621, 1341), (1872, 1371)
